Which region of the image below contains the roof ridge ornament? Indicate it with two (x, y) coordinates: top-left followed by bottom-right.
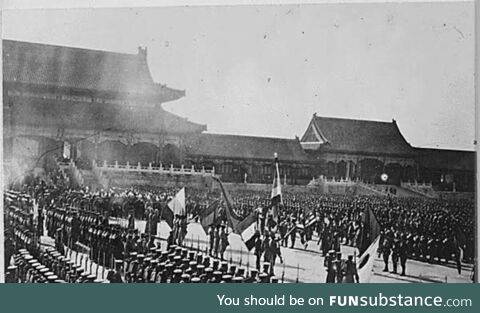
(137, 46), (148, 58)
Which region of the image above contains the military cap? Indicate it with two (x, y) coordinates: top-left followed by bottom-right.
(222, 274), (232, 282)
(213, 271), (223, 278)
(47, 275), (59, 281)
(232, 276), (243, 283)
(191, 277), (201, 283)
(328, 250), (336, 255)
(137, 254), (145, 260)
(181, 273), (191, 282)
(144, 257), (152, 263)
(129, 252), (138, 257)
(7, 265), (18, 271)
(173, 269), (183, 276)
(24, 255), (33, 260)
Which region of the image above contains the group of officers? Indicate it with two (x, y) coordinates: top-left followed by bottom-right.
(5, 227), (280, 284)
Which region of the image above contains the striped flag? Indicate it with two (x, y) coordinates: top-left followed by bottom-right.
(305, 212), (317, 228)
(270, 153), (282, 222)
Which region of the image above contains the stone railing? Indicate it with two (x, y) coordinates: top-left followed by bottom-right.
(92, 160), (215, 177)
(308, 175), (357, 186)
(400, 181), (437, 198)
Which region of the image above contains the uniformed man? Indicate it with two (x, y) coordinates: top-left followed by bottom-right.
(342, 255), (359, 283)
(325, 250), (336, 283)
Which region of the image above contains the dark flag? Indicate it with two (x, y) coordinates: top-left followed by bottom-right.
(212, 176), (257, 236)
(198, 200), (221, 233)
(359, 207), (381, 256)
(244, 231), (260, 251)
(158, 202), (174, 228)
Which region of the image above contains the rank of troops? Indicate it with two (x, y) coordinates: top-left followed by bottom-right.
(3, 165), (475, 283)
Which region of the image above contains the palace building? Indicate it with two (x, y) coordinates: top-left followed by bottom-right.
(3, 40), (475, 191)
(2, 39), (314, 185)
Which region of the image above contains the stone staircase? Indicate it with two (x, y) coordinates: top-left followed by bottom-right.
(79, 169), (100, 191)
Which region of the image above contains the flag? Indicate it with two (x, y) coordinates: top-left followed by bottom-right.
(168, 187), (186, 216)
(158, 202), (174, 228)
(359, 207), (381, 256)
(357, 235), (380, 283)
(270, 153), (282, 222)
(244, 232), (259, 251)
(305, 212), (317, 228)
(198, 200), (221, 233)
(212, 176), (257, 235)
(284, 222), (304, 239)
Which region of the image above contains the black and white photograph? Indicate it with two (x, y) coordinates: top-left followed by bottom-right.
(1, 1), (477, 284)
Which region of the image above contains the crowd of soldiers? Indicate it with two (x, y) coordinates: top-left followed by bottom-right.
(4, 195), (280, 283)
(3, 160), (475, 283)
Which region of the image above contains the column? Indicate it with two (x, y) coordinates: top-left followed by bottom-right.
(346, 161), (350, 179)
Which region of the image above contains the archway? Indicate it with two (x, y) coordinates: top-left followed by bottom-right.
(127, 142), (158, 165)
(98, 140), (127, 163)
(326, 161), (335, 178)
(162, 143), (181, 167)
(360, 158), (384, 183)
(337, 160), (347, 179)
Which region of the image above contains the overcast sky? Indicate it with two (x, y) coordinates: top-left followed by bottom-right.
(2, 2), (475, 150)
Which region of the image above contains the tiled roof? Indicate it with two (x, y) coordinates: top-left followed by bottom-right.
(3, 39), (184, 101)
(415, 148), (475, 171)
(304, 115), (415, 156)
(10, 97), (206, 134)
(184, 133), (310, 162)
